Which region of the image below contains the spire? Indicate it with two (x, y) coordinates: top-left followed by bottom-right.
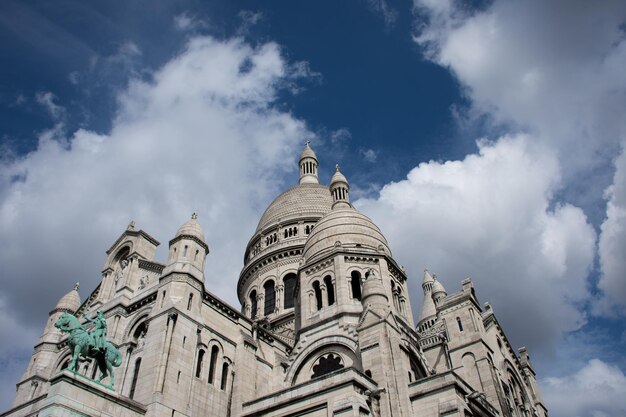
(422, 269), (435, 292)
(431, 275), (447, 305)
(299, 140), (319, 184)
(361, 268), (389, 313)
(417, 270), (437, 330)
(329, 164), (351, 209)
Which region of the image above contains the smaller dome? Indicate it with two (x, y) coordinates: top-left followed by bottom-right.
(54, 283), (81, 313)
(176, 213), (205, 242)
(422, 270), (435, 287)
(303, 207), (391, 262)
(330, 164), (348, 185)
(432, 279), (446, 295)
(300, 141), (318, 161)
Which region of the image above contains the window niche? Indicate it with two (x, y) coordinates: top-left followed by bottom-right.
(350, 271), (362, 300)
(323, 275), (335, 306)
(250, 290), (257, 319)
(283, 273), (296, 309)
(312, 281), (322, 310)
(264, 280), (276, 316)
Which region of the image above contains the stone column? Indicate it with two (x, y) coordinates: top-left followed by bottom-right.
(276, 284), (284, 314)
(256, 293), (264, 318)
(308, 290), (315, 315)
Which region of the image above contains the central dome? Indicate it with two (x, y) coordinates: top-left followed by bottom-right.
(255, 183), (332, 234)
(302, 207), (391, 262)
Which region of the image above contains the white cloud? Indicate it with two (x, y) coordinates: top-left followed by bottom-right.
(68, 71), (80, 85)
(173, 12), (208, 32)
(35, 91), (65, 121)
(411, 0), (626, 314)
(356, 135), (596, 351)
(330, 128), (351, 144)
(237, 10), (263, 35)
(360, 148), (378, 162)
(365, 0), (398, 29)
(540, 359), (626, 417)
(0, 35), (310, 409)
(597, 143), (626, 314)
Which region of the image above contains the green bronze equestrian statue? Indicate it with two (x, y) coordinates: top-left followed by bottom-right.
(54, 311), (122, 388)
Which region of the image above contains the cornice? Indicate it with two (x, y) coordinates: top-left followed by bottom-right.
(106, 229), (160, 254)
(169, 234), (209, 252)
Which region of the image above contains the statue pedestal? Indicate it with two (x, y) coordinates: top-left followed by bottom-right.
(38, 370), (146, 417)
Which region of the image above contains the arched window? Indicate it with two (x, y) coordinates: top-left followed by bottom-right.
(264, 280), (276, 316)
(283, 274), (296, 309)
(312, 353), (344, 379)
(324, 275), (335, 305)
(208, 345), (219, 384)
(220, 363), (229, 390)
(284, 229), (288, 238)
(183, 245), (188, 257)
(410, 355), (427, 380)
(313, 281), (322, 310)
(194, 249), (199, 261)
(457, 317), (464, 332)
(391, 281), (398, 310)
(250, 290), (257, 319)
(350, 271), (362, 300)
(187, 293), (193, 310)
(195, 349), (205, 378)
(129, 358), (141, 399)
(305, 225), (310, 234)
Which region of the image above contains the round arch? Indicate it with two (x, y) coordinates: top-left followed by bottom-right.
(285, 335), (359, 385)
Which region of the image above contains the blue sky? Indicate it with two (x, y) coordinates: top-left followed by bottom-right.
(1, 1), (625, 416)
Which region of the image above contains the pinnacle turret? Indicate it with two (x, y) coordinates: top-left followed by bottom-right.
(299, 140), (319, 184)
(165, 213), (209, 282)
(330, 164), (351, 209)
(417, 270), (437, 330)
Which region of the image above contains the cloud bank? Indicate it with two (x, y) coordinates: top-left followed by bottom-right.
(357, 136), (595, 351)
(353, 1), (626, 415)
(540, 358), (626, 417)
(0, 35), (310, 408)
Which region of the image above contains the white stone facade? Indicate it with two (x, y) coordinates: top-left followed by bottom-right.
(2, 143), (548, 417)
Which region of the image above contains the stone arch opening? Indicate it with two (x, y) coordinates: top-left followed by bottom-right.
(350, 270), (362, 300)
(283, 273), (297, 309)
(263, 280), (276, 316)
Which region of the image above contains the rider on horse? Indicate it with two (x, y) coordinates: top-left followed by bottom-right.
(83, 311), (107, 353)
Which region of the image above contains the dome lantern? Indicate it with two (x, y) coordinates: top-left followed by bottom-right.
(330, 164), (350, 209)
(299, 140), (319, 184)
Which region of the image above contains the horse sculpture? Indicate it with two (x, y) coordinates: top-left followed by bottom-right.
(54, 312), (122, 388)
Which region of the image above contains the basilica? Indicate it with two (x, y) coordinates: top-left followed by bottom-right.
(3, 143), (548, 417)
